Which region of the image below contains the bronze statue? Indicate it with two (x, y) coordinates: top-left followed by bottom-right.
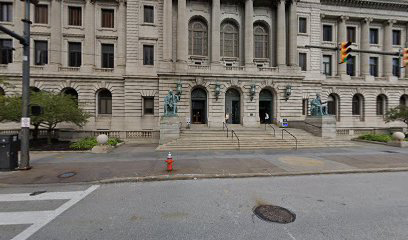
(310, 93), (328, 116)
(164, 90), (180, 116)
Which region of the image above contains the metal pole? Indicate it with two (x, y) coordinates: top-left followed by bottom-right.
(18, 0), (31, 170)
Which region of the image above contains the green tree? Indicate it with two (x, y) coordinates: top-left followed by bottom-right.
(0, 91), (90, 144)
(385, 105), (408, 128)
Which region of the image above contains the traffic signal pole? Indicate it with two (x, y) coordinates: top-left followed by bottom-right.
(19, 0), (32, 170)
(0, 0), (32, 169)
(305, 45), (401, 56)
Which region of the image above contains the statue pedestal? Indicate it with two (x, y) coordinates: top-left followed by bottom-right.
(304, 115), (337, 139)
(160, 116), (181, 144)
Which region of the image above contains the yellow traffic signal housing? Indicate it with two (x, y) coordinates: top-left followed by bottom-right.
(340, 41), (352, 64)
(403, 48), (408, 67)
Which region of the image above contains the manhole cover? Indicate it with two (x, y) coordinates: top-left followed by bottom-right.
(58, 172), (76, 178)
(253, 205), (296, 224)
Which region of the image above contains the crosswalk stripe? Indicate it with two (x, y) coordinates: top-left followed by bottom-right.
(0, 185), (99, 240)
(0, 191), (84, 202)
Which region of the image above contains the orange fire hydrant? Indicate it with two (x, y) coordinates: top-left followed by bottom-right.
(165, 152), (174, 171)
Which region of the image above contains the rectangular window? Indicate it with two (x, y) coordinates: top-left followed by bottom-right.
(369, 28), (378, 44)
(323, 25), (333, 42)
(0, 39), (12, 64)
(144, 5), (154, 23)
(298, 17), (307, 33)
(392, 58), (400, 77)
(392, 30), (401, 45)
(299, 53), (307, 71)
(34, 5), (48, 24)
(369, 57), (378, 77)
(68, 42), (81, 67)
(302, 99), (308, 116)
(0, 3), (12, 22)
(346, 56), (356, 76)
(101, 44), (114, 68)
(346, 26), (356, 43)
(143, 97), (154, 115)
(34, 40), (48, 65)
(143, 45), (154, 65)
(68, 6), (82, 26)
(323, 55), (332, 76)
(101, 9), (114, 28)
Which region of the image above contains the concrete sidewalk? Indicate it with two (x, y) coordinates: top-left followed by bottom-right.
(1, 142), (408, 186)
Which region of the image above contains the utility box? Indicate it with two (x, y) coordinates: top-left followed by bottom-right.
(280, 118), (288, 128)
(0, 134), (19, 171)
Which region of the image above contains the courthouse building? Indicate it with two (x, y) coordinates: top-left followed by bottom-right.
(0, 0), (408, 135)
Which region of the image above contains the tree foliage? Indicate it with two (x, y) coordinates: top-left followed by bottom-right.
(0, 91), (90, 144)
(385, 105), (408, 127)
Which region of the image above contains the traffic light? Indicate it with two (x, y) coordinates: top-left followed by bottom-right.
(403, 48), (408, 67)
(340, 41), (352, 64)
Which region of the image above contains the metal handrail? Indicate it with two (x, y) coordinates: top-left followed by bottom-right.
(265, 123), (276, 137)
(282, 129), (298, 150)
(222, 122), (229, 137)
(231, 129), (240, 150)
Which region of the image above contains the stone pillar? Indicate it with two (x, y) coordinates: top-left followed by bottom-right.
(84, 0), (95, 71)
(211, 0), (221, 64)
(163, 0), (173, 62)
(276, 0), (286, 66)
(384, 19), (396, 77)
(50, 0), (62, 70)
(244, 0), (254, 66)
(360, 18), (372, 77)
(288, 0), (298, 66)
(117, 0), (126, 69)
(337, 16), (348, 76)
(176, 0), (188, 63)
(406, 23), (408, 78)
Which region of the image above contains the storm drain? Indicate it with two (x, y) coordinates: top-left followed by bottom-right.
(253, 205), (296, 224)
(58, 172), (77, 178)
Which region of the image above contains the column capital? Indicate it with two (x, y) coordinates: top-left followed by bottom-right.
(361, 17), (373, 24)
(339, 16), (349, 22)
(385, 19), (397, 25)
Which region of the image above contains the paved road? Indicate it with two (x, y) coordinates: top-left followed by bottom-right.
(1, 172), (408, 240)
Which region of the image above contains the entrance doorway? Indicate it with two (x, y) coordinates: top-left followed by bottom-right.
(259, 89), (274, 124)
(225, 88), (241, 124)
(191, 88), (207, 124)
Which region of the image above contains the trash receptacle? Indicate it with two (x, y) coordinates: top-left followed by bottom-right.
(0, 134), (19, 171)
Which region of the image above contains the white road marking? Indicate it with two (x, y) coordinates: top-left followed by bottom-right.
(0, 185), (99, 240)
(0, 191), (84, 202)
(284, 227), (297, 240)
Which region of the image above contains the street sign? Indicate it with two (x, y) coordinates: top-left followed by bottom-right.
(21, 117), (30, 128)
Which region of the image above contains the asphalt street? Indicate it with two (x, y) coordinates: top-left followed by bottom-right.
(1, 172), (408, 240)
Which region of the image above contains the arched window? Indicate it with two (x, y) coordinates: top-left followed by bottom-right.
(98, 89), (112, 114)
(0, 87), (4, 96)
(376, 94), (388, 116)
(352, 94), (364, 118)
(400, 95), (408, 107)
(62, 87), (78, 104)
(254, 24), (269, 59)
(220, 21), (239, 58)
(188, 19), (208, 56)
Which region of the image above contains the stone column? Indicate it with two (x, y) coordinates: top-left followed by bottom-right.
(337, 16), (348, 76)
(50, 0), (62, 70)
(211, 0), (221, 64)
(176, 0), (188, 63)
(244, 0), (254, 66)
(276, 0), (286, 66)
(360, 18), (372, 77)
(288, 0), (298, 66)
(117, 0), (126, 69)
(163, 0), (173, 62)
(83, 0), (95, 71)
(406, 23), (408, 78)
(384, 19), (396, 77)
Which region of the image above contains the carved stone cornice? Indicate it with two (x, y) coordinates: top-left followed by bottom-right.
(321, 0), (408, 12)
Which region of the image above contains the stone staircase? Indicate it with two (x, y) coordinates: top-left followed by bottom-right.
(156, 125), (357, 151)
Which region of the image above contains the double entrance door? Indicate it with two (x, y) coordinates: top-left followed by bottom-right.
(225, 89), (240, 124)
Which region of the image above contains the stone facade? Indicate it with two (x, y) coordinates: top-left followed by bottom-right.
(1, 0), (408, 133)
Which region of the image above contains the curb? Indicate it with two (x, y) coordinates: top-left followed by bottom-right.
(2, 167), (408, 188)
